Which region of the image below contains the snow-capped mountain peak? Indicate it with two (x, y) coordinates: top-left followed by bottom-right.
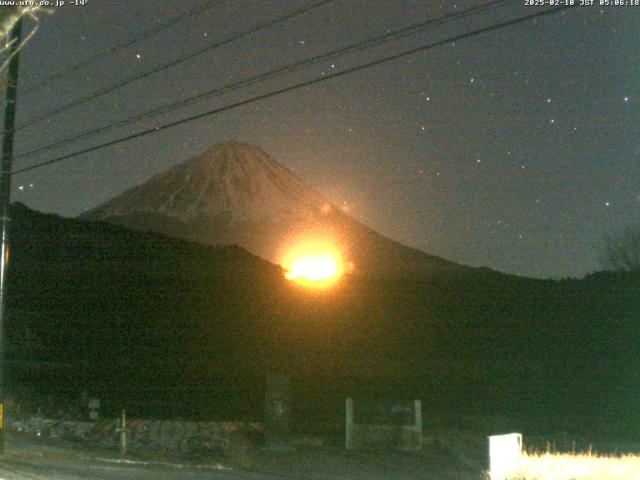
(83, 141), (330, 223)
(82, 141), (464, 279)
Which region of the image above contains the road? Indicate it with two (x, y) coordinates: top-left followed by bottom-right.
(0, 460), (280, 480)
(0, 436), (481, 479)
(0, 440), (280, 480)
(0, 463), (281, 479)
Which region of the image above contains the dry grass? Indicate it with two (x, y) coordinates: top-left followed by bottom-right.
(505, 451), (640, 480)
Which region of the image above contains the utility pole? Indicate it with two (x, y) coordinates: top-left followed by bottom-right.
(0, 16), (24, 454)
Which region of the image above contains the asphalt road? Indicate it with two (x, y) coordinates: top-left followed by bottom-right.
(0, 436), (480, 479)
(0, 458), (283, 480)
(0, 440), (281, 480)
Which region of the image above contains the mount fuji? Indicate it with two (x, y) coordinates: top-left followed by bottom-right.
(81, 141), (468, 279)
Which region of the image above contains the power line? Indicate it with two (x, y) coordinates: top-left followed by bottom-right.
(15, 0), (511, 161)
(15, 0), (335, 132)
(22, 0), (223, 95)
(12, 5), (575, 177)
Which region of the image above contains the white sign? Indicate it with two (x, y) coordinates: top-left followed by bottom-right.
(488, 433), (522, 480)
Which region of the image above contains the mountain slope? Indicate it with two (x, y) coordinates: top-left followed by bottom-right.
(81, 141), (467, 279)
(8, 203), (640, 434)
(83, 140), (328, 223)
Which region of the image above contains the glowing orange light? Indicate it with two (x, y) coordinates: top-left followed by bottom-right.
(283, 244), (344, 287)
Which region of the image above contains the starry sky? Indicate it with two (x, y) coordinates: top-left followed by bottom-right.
(5, 0), (639, 279)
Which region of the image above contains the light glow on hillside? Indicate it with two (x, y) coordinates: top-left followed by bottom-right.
(283, 243), (344, 287)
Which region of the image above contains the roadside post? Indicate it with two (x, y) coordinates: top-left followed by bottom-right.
(345, 397), (353, 450)
(119, 409), (127, 455)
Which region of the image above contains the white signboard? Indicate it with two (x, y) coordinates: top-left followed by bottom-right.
(488, 433), (522, 480)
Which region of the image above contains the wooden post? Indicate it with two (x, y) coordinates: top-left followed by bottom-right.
(345, 397), (354, 450)
(414, 399), (423, 450)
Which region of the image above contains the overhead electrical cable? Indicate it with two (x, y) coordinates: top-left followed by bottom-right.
(12, 5), (575, 176)
(15, 0), (511, 161)
(15, 0), (335, 131)
(22, 0), (223, 95)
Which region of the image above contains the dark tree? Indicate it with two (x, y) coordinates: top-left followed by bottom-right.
(601, 225), (640, 272)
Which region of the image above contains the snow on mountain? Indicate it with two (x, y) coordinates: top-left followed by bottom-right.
(83, 141), (329, 223)
(81, 140), (466, 279)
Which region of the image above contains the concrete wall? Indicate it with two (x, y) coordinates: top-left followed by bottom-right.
(10, 416), (263, 454)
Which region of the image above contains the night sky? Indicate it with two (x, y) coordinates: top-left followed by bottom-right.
(7, 0), (639, 279)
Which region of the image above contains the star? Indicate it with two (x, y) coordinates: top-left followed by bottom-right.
(605, 201), (611, 207)
(136, 53), (141, 60)
(624, 97), (629, 102)
(549, 119), (555, 124)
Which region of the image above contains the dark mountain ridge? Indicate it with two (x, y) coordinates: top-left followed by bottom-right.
(6, 203), (640, 438)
